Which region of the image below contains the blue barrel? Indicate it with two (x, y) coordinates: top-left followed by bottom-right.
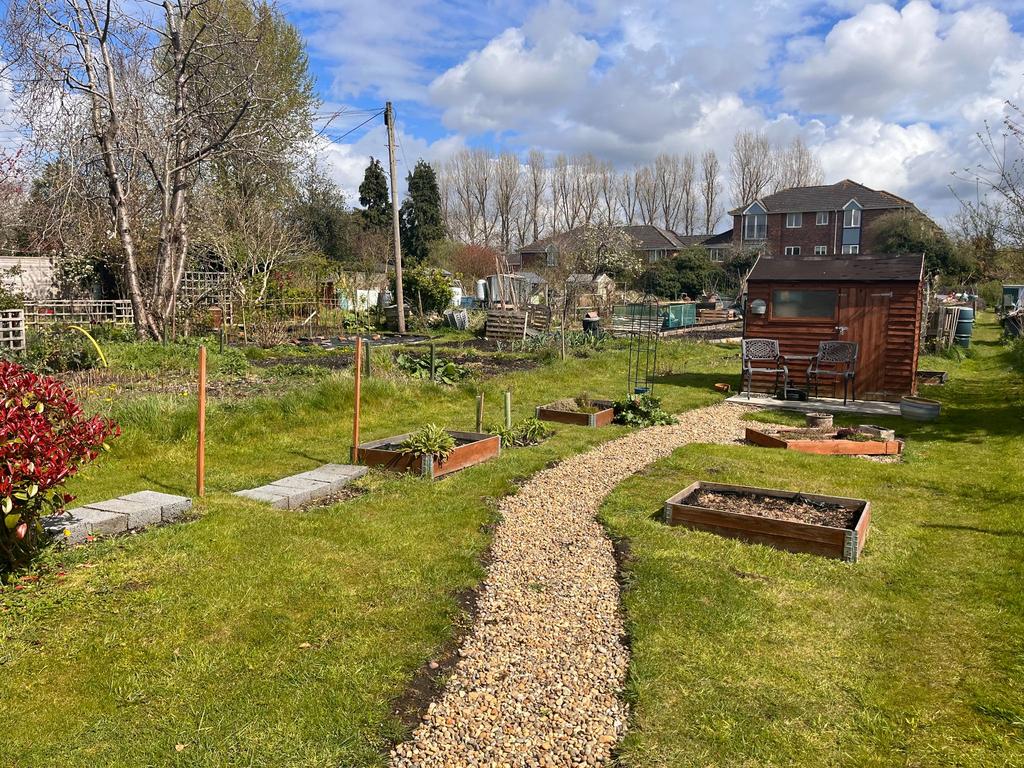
(954, 306), (975, 348)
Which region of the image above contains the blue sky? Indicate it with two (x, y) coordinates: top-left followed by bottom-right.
(282, 0), (1024, 221)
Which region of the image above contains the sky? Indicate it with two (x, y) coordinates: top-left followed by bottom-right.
(285, 0), (1024, 226)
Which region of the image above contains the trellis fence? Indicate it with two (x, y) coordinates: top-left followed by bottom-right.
(0, 309), (26, 352)
(22, 300), (134, 327)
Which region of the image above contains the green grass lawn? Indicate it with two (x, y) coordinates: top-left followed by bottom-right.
(601, 316), (1024, 767)
(0, 337), (737, 768)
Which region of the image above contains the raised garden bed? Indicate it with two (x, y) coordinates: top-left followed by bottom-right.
(663, 481), (871, 562)
(356, 431), (500, 479)
(745, 424), (903, 456)
(535, 398), (615, 427)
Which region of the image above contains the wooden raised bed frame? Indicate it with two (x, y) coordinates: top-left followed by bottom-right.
(535, 399), (615, 428)
(745, 426), (902, 456)
(663, 481), (871, 562)
(357, 431), (500, 479)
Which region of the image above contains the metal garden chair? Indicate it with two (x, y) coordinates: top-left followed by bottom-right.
(741, 338), (789, 398)
(806, 341), (859, 404)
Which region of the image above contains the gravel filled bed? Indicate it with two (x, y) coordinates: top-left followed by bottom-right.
(390, 402), (748, 767)
(691, 490), (859, 528)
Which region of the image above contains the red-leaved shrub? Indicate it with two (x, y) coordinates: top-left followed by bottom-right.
(1, 361), (119, 573)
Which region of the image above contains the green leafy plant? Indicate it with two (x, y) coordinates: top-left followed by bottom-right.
(395, 352), (469, 385)
(399, 423), (456, 461)
(613, 394), (676, 427)
(18, 326), (100, 374)
(490, 417), (553, 447)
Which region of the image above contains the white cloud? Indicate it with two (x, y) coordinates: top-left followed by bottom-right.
(290, 0), (1024, 220)
(430, 27), (600, 133)
(781, 1), (1024, 122)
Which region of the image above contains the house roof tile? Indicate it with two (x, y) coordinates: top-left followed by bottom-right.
(729, 179), (916, 216)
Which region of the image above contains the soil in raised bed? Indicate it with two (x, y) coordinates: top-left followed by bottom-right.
(691, 489), (859, 528)
(543, 397), (605, 414)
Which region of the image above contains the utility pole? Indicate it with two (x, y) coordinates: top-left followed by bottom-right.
(385, 101), (406, 334)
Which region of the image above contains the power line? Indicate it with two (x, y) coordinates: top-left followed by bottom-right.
(318, 109), (384, 145)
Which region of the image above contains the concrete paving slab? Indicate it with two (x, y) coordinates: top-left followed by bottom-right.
(234, 464), (367, 509)
(119, 490), (193, 521)
(83, 497), (161, 528)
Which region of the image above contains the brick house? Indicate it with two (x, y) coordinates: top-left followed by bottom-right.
(514, 225), (711, 270)
(729, 179), (917, 258)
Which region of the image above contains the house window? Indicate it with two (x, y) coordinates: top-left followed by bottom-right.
(816, 211), (828, 225)
(649, 249), (666, 263)
(841, 244), (860, 255)
(784, 246), (801, 256)
(744, 213), (767, 240)
(708, 248), (725, 263)
(785, 212), (802, 228)
(771, 289), (837, 319)
(545, 247), (558, 267)
(844, 207), (861, 228)
(814, 245), (827, 255)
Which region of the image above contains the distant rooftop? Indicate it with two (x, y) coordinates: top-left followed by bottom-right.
(729, 179), (916, 216)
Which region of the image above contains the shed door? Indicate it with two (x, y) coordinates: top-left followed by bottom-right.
(838, 286), (890, 399)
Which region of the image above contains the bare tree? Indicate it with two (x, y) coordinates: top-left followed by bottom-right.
(700, 149), (724, 235)
(679, 153), (698, 235)
(654, 153), (682, 231)
(526, 149), (546, 242)
(575, 153), (601, 225)
(730, 130), (776, 208)
(617, 169), (639, 224)
(774, 136), (824, 192)
(494, 152), (523, 254)
(635, 163), (658, 226)
(598, 159), (616, 225)
(3, 0), (289, 338)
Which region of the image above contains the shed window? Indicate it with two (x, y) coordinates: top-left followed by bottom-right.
(785, 213), (802, 228)
(816, 211), (828, 225)
(771, 289), (837, 319)
(545, 247), (558, 267)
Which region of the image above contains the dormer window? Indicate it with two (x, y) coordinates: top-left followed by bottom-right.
(743, 202), (767, 240)
(843, 201), (862, 228)
(785, 213), (802, 228)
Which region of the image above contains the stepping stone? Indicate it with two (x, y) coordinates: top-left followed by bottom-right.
(119, 490), (193, 522)
(234, 464), (367, 509)
(42, 490), (193, 545)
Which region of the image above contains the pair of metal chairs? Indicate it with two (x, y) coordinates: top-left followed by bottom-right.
(741, 339), (859, 404)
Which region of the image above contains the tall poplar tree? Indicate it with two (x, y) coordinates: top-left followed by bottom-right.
(400, 160), (445, 265)
(358, 158), (392, 231)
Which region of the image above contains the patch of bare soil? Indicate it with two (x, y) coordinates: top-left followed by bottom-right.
(298, 486), (366, 510)
(692, 489), (859, 528)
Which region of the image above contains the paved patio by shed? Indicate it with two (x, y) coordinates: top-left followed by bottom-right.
(725, 393), (902, 417)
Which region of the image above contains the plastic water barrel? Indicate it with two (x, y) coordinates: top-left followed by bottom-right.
(954, 306), (975, 348)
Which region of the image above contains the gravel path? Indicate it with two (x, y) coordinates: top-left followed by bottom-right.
(391, 402), (748, 768)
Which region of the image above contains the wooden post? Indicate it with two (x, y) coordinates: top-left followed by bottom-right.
(197, 345), (207, 497)
(363, 339), (371, 377)
(429, 342), (436, 382)
(385, 102), (406, 334)
(475, 393), (484, 433)
(504, 390), (512, 428)
(353, 336), (363, 462)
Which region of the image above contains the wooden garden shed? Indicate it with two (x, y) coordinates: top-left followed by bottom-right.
(744, 254), (924, 401)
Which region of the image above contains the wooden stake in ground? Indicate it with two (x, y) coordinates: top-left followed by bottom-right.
(353, 336), (363, 462)
(197, 345), (207, 498)
(429, 342), (436, 382)
(476, 393), (485, 433)
(504, 390), (512, 428)
(385, 102), (406, 334)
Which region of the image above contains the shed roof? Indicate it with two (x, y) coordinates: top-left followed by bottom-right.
(748, 254), (924, 283)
